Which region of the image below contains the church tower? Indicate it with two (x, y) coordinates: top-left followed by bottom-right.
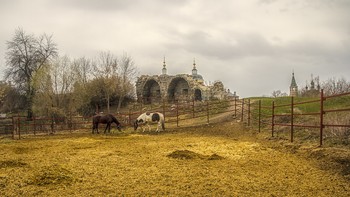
(290, 72), (298, 97)
(161, 57), (167, 75)
(192, 59), (197, 76)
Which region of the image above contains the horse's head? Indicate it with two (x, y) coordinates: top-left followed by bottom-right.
(116, 124), (122, 131)
(133, 120), (138, 131)
(134, 119), (143, 131)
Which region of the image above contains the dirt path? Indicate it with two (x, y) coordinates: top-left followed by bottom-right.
(0, 122), (349, 196)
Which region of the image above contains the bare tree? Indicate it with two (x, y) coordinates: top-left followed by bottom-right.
(117, 52), (137, 111)
(4, 28), (58, 119)
(71, 57), (94, 114)
(72, 57), (93, 86)
(322, 77), (350, 96)
(93, 51), (118, 113)
(51, 56), (75, 108)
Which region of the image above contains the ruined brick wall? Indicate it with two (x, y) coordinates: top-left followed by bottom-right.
(136, 74), (232, 103)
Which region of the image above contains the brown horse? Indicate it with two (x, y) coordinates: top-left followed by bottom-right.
(92, 114), (122, 134)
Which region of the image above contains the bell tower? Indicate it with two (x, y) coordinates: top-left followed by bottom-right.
(161, 56), (167, 75)
(290, 72), (298, 97)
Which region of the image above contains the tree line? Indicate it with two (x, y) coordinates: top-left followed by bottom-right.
(0, 28), (137, 119)
(272, 76), (350, 98)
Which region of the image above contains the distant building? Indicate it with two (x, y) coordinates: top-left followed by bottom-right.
(302, 75), (321, 97)
(289, 72), (298, 97)
(289, 72), (321, 97)
(135, 58), (238, 103)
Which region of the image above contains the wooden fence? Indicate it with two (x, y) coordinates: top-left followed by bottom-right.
(0, 98), (247, 139)
(1, 90), (349, 146)
(250, 89), (350, 146)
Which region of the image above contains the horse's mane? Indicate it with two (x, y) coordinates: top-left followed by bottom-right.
(110, 114), (121, 125)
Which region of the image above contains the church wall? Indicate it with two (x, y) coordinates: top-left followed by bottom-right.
(135, 63), (234, 103)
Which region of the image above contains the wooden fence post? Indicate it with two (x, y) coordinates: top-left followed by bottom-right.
(192, 98), (195, 118)
(140, 97), (143, 114)
(271, 101), (275, 137)
(128, 108), (131, 126)
(176, 100), (179, 127)
(320, 89), (324, 146)
(234, 97), (237, 117)
(291, 96), (294, 143)
(12, 116), (15, 140)
(241, 98), (244, 122)
(248, 99), (251, 126)
(207, 101), (209, 124)
(17, 114), (21, 140)
(258, 100), (261, 133)
(33, 116), (36, 135)
(163, 99), (166, 122)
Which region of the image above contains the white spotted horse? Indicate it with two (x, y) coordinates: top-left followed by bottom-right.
(134, 112), (165, 132)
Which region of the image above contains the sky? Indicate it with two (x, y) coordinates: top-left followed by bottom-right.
(0, 0), (349, 98)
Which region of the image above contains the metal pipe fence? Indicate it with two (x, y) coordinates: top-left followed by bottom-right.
(251, 89), (350, 146)
(2, 89), (349, 146)
(0, 97), (249, 139)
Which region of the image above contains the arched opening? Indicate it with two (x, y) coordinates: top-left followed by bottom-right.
(142, 79), (161, 104)
(167, 77), (190, 102)
(194, 89), (202, 101)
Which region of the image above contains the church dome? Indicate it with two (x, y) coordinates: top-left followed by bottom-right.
(193, 74), (203, 80)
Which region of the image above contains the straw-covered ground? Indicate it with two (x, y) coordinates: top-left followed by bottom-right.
(0, 121), (349, 196)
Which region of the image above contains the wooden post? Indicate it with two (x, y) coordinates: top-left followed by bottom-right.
(271, 101), (275, 137)
(140, 98), (143, 114)
(291, 96), (294, 143)
(320, 89), (324, 146)
(162, 99), (166, 122)
(234, 97), (237, 117)
(33, 116), (36, 135)
(248, 99), (251, 126)
(258, 100), (261, 133)
(241, 99), (244, 122)
(176, 100), (179, 127)
(12, 116), (15, 140)
(207, 101), (210, 124)
(128, 108), (131, 126)
(69, 111), (72, 133)
(17, 114), (21, 140)
(192, 98), (195, 118)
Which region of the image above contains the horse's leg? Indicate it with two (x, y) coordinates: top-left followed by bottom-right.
(156, 121), (161, 132)
(148, 123), (151, 132)
(95, 123), (99, 134)
(104, 123), (109, 134)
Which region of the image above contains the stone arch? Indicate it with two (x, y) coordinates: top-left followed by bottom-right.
(167, 77), (191, 101)
(194, 89), (202, 101)
(142, 79), (161, 104)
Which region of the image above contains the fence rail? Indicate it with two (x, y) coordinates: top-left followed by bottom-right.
(1, 89), (349, 146)
(0, 97), (249, 139)
(252, 89), (350, 146)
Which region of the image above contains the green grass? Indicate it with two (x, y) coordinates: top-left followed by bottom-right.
(251, 95), (350, 116)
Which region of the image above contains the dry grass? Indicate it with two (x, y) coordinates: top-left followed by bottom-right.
(1, 121), (350, 196)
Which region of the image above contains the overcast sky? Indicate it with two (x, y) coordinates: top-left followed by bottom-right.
(0, 0), (349, 97)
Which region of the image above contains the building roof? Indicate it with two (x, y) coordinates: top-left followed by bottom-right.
(290, 72), (298, 88)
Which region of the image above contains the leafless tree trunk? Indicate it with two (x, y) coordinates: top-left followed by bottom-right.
(117, 53), (137, 111)
(5, 28), (58, 119)
(93, 51), (118, 113)
(322, 77), (350, 96)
